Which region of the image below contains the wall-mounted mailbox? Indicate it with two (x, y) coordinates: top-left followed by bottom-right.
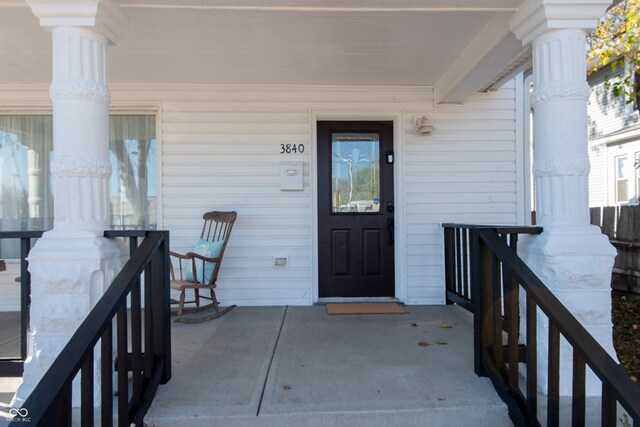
(280, 162), (303, 191)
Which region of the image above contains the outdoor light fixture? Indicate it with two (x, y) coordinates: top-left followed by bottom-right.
(415, 115), (435, 135)
(0, 259), (5, 272)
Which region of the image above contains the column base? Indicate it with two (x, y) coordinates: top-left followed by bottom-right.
(12, 230), (127, 407)
(518, 225), (617, 396)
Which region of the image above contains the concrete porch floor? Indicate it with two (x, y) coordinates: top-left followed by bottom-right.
(145, 305), (512, 427)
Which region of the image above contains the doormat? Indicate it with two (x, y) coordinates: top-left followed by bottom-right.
(326, 303), (405, 315)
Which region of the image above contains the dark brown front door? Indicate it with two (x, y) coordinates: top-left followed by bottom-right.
(318, 121), (395, 298)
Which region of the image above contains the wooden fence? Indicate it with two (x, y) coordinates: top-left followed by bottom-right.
(590, 206), (640, 295)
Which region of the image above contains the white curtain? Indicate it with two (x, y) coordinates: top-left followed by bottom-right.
(109, 115), (157, 230)
(0, 115), (53, 258)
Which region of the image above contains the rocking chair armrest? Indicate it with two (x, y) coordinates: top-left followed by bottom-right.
(184, 252), (221, 264)
(169, 251), (190, 260)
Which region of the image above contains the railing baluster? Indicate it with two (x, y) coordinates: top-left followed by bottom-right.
(505, 264), (519, 391)
(571, 351), (586, 427)
(491, 248), (503, 369)
(456, 228), (463, 297)
(602, 384), (616, 426)
(117, 304), (129, 427)
(131, 279), (143, 411)
(547, 323), (560, 427)
(526, 293), (537, 423)
(462, 229), (469, 300)
(81, 351), (94, 426)
(101, 325), (113, 427)
(144, 260), (154, 382)
(50, 382), (72, 427)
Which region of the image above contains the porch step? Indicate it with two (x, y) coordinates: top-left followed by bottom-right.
(145, 401), (510, 427)
(144, 306), (512, 427)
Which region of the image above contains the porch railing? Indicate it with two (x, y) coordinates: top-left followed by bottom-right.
(0, 231), (44, 377)
(443, 224), (542, 312)
(9, 230), (171, 427)
(443, 224), (640, 426)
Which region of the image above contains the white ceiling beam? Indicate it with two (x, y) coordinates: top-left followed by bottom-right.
(117, 0), (520, 12)
(435, 12), (528, 104)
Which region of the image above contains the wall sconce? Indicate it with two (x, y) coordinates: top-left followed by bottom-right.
(415, 115), (435, 135)
(0, 259), (6, 272)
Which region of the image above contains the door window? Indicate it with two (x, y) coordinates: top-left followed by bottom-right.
(331, 133), (380, 213)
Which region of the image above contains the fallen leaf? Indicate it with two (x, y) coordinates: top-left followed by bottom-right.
(418, 341), (429, 347)
(411, 322), (419, 327)
(435, 340), (448, 345)
(440, 324), (452, 329)
(282, 385), (292, 390)
(438, 397), (446, 401)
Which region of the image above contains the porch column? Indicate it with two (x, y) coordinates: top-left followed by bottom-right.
(511, 0), (616, 396)
(13, 1), (128, 406)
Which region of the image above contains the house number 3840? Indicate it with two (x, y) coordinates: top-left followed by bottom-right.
(280, 144), (305, 154)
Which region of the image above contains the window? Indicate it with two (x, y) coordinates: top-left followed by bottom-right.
(109, 115), (157, 230)
(0, 114), (157, 258)
(615, 155), (629, 203)
(331, 133), (381, 213)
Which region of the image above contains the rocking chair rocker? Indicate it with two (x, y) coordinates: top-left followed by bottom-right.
(170, 211), (237, 323)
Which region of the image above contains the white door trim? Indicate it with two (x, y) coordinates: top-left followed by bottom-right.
(309, 110), (406, 303)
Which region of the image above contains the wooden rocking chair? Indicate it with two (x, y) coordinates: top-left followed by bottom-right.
(170, 211), (237, 323)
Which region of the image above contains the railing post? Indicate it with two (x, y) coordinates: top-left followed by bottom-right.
(477, 229), (497, 376)
(20, 237), (32, 363)
(161, 231), (172, 383)
(150, 231), (172, 384)
(470, 228), (485, 376)
(444, 227), (454, 304)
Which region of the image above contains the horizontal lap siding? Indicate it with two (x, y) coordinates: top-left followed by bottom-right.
(404, 84), (518, 304)
(159, 96), (312, 305)
(0, 83), (519, 307)
(116, 85), (436, 306)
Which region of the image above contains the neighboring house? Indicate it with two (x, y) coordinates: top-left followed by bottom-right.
(588, 63), (640, 206)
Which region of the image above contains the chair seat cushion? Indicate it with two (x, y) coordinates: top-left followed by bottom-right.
(184, 239), (224, 284)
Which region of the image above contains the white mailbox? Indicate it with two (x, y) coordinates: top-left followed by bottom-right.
(280, 162), (304, 191)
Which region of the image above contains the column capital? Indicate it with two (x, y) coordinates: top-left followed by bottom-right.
(510, 0), (610, 45)
(26, 0), (129, 44)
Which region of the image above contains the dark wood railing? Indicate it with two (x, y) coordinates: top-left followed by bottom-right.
(443, 224), (542, 312)
(443, 224), (640, 426)
(9, 230), (171, 427)
(0, 231), (44, 377)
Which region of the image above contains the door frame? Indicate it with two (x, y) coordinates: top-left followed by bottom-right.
(310, 110), (406, 303)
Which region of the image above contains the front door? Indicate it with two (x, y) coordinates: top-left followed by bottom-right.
(317, 121), (395, 298)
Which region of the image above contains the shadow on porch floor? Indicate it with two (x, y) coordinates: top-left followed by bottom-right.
(145, 305), (511, 427)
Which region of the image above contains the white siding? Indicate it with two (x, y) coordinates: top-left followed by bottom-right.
(0, 82), (521, 307)
(587, 69), (639, 139)
(587, 67), (640, 207)
(589, 139), (607, 207)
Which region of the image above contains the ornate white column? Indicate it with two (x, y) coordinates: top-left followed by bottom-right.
(511, 0), (616, 396)
(13, 0), (128, 406)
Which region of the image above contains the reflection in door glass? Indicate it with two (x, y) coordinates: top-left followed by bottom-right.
(331, 133), (380, 213)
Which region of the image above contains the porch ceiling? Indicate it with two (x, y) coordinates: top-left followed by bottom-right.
(1, 0), (531, 102)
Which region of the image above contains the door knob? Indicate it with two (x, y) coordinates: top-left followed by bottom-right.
(387, 217), (394, 245)
(386, 201), (394, 213)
